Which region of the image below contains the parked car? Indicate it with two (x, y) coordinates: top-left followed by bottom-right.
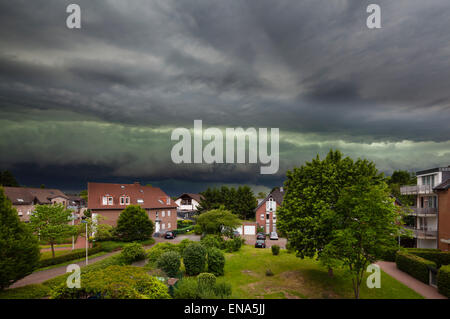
(164, 231), (176, 239)
(256, 233), (265, 240)
(270, 232), (279, 240)
(255, 239), (266, 248)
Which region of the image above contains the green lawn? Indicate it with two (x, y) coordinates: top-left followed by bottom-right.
(218, 245), (423, 299)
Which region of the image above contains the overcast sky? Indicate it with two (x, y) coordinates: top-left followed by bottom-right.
(0, 0), (449, 194)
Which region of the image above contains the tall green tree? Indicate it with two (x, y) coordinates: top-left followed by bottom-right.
(195, 206), (241, 237)
(29, 204), (77, 258)
(321, 181), (404, 298)
(116, 205), (154, 241)
(0, 170), (19, 187)
(387, 170), (416, 206)
(277, 150), (385, 275)
(0, 187), (40, 290)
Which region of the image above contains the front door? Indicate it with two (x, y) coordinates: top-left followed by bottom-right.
(155, 221), (160, 233)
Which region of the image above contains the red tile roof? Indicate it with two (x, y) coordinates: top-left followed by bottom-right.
(3, 186), (68, 205)
(87, 182), (178, 210)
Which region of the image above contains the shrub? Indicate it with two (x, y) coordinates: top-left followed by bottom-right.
(379, 246), (400, 262)
(193, 225), (203, 235)
(120, 243), (146, 264)
(271, 245), (280, 256)
(173, 277), (199, 299)
(406, 248), (450, 268)
(178, 239), (195, 255)
(183, 243), (207, 276)
(396, 251), (436, 283)
(39, 245), (103, 268)
(173, 226), (194, 235)
(51, 265), (170, 299)
(94, 224), (115, 242)
(177, 219), (194, 228)
(213, 282), (232, 298)
(147, 243), (180, 265)
(197, 273), (216, 291)
(225, 237), (244, 252)
(266, 269), (274, 276)
(437, 265), (450, 298)
(156, 251), (181, 278)
(201, 234), (225, 250)
(116, 205), (154, 241)
(207, 248), (225, 276)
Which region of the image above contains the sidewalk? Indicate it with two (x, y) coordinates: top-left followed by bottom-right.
(376, 261), (447, 299)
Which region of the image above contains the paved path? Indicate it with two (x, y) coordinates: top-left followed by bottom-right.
(8, 234), (201, 289)
(376, 261), (447, 299)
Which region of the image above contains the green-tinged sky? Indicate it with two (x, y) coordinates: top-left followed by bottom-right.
(0, 0), (449, 195)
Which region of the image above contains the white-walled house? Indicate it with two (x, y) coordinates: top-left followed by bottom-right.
(175, 193), (204, 219)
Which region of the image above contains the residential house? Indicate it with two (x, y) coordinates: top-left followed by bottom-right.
(255, 187), (285, 234)
(434, 178), (450, 251)
(87, 182), (178, 234)
(400, 166), (450, 249)
(3, 186), (69, 222)
(174, 193), (204, 219)
(66, 194), (88, 217)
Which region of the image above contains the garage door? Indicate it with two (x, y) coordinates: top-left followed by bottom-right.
(243, 225), (256, 235)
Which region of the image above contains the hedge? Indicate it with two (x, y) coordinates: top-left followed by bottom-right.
(39, 245), (104, 268)
(379, 247), (400, 262)
(437, 265), (450, 298)
(396, 251), (436, 284)
(405, 248), (450, 268)
(173, 226), (194, 235)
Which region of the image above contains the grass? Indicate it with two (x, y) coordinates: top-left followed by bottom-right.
(39, 248), (84, 260)
(40, 244), (72, 249)
(0, 284), (51, 299)
(218, 245), (423, 299)
(98, 238), (155, 252)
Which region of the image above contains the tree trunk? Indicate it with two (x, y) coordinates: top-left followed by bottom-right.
(328, 267), (334, 277)
(51, 243), (55, 259)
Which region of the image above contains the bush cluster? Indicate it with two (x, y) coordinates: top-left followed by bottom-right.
(156, 251), (181, 278)
(173, 273), (232, 299)
(379, 247), (400, 262)
(396, 251), (436, 284)
(147, 243), (180, 265)
(183, 243), (207, 276)
(173, 226), (194, 235)
(405, 248), (450, 268)
(225, 237), (244, 252)
(120, 243), (146, 264)
(51, 265), (170, 299)
(207, 248), (225, 276)
(201, 234), (225, 250)
(437, 265), (450, 298)
(177, 219), (194, 228)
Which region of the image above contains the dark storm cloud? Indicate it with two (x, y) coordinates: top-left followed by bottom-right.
(0, 0), (449, 191)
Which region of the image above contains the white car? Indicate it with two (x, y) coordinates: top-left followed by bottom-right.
(270, 232), (279, 240)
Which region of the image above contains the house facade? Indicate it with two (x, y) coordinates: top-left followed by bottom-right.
(434, 178), (450, 251)
(174, 193), (204, 219)
(400, 166), (450, 249)
(87, 182), (178, 234)
(255, 187), (285, 234)
(3, 187), (69, 222)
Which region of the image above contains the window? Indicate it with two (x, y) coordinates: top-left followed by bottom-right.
(168, 211), (171, 217)
(168, 223), (171, 229)
(102, 196), (108, 205)
(162, 211), (165, 217)
(266, 213), (270, 219)
(18, 210), (23, 216)
(17, 198), (24, 202)
(137, 199), (144, 204)
(108, 197), (113, 205)
(162, 223), (165, 230)
(125, 196), (130, 205)
(156, 212), (159, 218)
(120, 196), (130, 205)
(103, 196), (113, 205)
(260, 214), (264, 220)
(166, 197), (171, 205)
(120, 197), (125, 205)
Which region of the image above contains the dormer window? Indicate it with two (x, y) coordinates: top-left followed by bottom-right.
(137, 199), (144, 204)
(102, 195), (113, 205)
(17, 198), (24, 202)
(120, 196), (130, 205)
(166, 197), (171, 205)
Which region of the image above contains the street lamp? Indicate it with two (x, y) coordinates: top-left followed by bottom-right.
(81, 216), (88, 265)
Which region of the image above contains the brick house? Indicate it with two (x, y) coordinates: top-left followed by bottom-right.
(3, 186), (69, 222)
(87, 182), (178, 234)
(255, 187), (285, 234)
(434, 178), (450, 251)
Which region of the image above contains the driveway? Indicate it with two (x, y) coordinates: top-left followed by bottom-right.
(242, 235), (287, 248)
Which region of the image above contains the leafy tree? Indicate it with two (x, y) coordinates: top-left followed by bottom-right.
(40, 184), (45, 189)
(116, 205), (154, 241)
(120, 242), (146, 264)
(79, 189), (88, 202)
(195, 206), (241, 237)
(257, 191), (267, 199)
(277, 150), (385, 276)
(0, 170), (19, 187)
(207, 248), (225, 276)
(197, 186), (257, 219)
(29, 204), (77, 258)
(0, 187), (40, 290)
(387, 170), (416, 206)
(321, 181), (404, 298)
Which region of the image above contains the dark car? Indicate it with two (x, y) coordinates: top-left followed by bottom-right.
(256, 233), (265, 240)
(255, 239), (266, 248)
(164, 231), (176, 239)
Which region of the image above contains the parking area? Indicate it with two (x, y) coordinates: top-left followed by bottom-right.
(242, 235), (287, 249)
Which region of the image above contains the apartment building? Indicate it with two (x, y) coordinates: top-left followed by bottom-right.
(3, 186), (69, 222)
(400, 166), (450, 249)
(255, 187), (285, 234)
(87, 182), (178, 234)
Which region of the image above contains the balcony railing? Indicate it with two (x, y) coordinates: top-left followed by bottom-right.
(408, 207), (438, 216)
(404, 226), (437, 239)
(400, 185), (434, 195)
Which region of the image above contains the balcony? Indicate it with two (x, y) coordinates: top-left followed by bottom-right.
(408, 207), (438, 216)
(404, 226), (437, 239)
(400, 185), (434, 195)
